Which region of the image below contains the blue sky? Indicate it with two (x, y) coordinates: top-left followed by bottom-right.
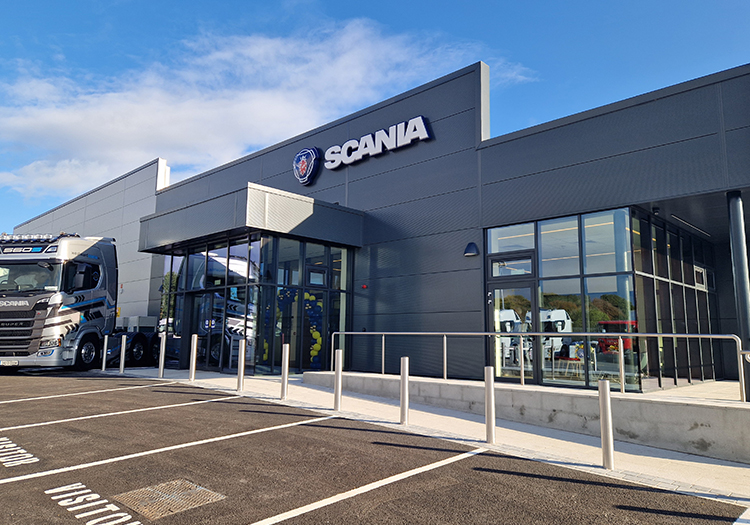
(1, 0), (749, 232)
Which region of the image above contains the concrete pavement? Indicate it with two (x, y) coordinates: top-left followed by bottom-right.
(106, 367), (750, 515)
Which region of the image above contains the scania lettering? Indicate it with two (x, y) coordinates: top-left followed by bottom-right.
(0, 233), (146, 370)
(324, 115), (430, 170)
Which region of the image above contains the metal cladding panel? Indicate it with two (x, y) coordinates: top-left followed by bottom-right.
(244, 184), (364, 247)
(354, 230), (483, 280)
(481, 134), (725, 227)
(347, 148), (477, 212)
(155, 176), (211, 213)
(482, 85), (721, 186)
(206, 158), (263, 198)
(727, 127), (750, 188)
(125, 176), (160, 202)
(352, 270), (483, 317)
(83, 178), (126, 202)
(721, 73), (750, 130)
(364, 188), (479, 245)
(345, 70), (477, 144)
(85, 210), (124, 237)
(140, 189), (246, 251)
(307, 184), (347, 205)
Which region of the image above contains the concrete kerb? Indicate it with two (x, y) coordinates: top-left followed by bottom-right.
(100, 367), (750, 509)
(304, 371), (750, 465)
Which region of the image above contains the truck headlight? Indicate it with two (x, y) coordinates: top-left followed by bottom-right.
(39, 338), (62, 352)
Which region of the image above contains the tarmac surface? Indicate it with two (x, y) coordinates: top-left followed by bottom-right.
(1, 366), (749, 524)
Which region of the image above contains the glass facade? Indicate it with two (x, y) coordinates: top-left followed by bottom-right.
(486, 206), (718, 392)
(158, 232), (351, 375)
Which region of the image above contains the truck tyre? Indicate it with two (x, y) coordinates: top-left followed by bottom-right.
(150, 336), (161, 366)
(75, 336), (100, 371)
(129, 334), (148, 367)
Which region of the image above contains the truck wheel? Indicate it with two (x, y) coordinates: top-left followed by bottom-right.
(75, 336), (100, 371)
(150, 337), (161, 366)
(129, 335), (148, 367)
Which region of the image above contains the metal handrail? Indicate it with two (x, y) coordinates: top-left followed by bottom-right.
(331, 331), (748, 401)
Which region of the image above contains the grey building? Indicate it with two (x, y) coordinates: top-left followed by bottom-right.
(17, 62), (750, 395)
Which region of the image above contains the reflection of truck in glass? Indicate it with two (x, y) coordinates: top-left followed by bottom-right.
(0, 233), (153, 370)
(494, 308), (523, 359)
(164, 251), (255, 368)
(541, 309), (573, 358)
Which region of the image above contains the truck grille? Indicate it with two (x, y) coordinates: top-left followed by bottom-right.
(0, 330), (33, 338)
(0, 309), (40, 352)
(0, 350), (31, 357)
(0, 310), (35, 319)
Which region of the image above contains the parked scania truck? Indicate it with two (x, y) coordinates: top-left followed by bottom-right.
(0, 233), (150, 370)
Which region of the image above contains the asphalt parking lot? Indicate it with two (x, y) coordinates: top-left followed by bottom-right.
(0, 369), (746, 524)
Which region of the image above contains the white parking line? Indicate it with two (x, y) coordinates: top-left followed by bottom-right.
(250, 447), (488, 524)
(0, 382), (177, 405)
(0, 415), (336, 486)
(0, 395), (242, 432)
(735, 508), (750, 524)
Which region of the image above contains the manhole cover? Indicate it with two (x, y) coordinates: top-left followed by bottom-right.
(114, 479), (226, 520)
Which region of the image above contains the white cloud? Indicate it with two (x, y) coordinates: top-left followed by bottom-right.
(0, 19), (535, 198)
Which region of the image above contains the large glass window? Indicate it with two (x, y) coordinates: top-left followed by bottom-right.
(632, 214), (653, 274)
(585, 275), (637, 391)
(227, 238), (249, 286)
(184, 249), (206, 290)
(206, 243), (228, 288)
(582, 209), (631, 274)
(540, 278), (582, 386)
(487, 223), (535, 253)
(277, 239), (301, 286)
(539, 217), (579, 277)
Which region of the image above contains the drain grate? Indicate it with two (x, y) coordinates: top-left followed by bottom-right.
(114, 479), (226, 520)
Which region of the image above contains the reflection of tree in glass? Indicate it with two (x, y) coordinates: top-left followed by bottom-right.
(542, 294), (583, 331)
(160, 271), (179, 320)
(501, 294), (531, 318)
(586, 294), (634, 330)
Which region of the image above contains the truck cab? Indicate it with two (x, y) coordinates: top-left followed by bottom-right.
(0, 233), (118, 369)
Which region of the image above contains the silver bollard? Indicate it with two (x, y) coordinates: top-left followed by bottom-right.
(519, 338), (525, 386)
(334, 348), (343, 412)
(237, 339), (246, 392)
(400, 356), (409, 425)
(485, 366), (496, 444)
(119, 334), (127, 374)
(158, 332), (166, 379)
(189, 334), (198, 382)
(599, 379), (615, 470)
(281, 343), (290, 400)
(101, 335), (109, 372)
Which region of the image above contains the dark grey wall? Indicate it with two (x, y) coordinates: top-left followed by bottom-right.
(479, 67), (750, 228)
(150, 60), (750, 380)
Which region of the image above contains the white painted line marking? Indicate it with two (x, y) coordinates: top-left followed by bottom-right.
(0, 415), (336, 485)
(0, 395), (243, 432)
(0, 382), (177, 405)
(250, 447), (488, 525)
(734, 508), (750, 524)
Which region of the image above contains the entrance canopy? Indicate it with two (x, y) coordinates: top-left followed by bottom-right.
(139, 183), (364, 254)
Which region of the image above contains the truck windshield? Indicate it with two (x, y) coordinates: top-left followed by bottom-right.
(0, 261), (63, 293)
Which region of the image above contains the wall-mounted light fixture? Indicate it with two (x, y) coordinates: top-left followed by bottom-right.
(464, 242), (480, 257)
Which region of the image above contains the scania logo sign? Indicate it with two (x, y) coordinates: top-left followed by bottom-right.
(293, 116), (431, 185)
(292, 148), (320, 186)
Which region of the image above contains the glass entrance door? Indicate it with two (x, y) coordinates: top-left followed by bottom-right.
(488, 284), (535, 382)
(190, 291), (228, 371)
